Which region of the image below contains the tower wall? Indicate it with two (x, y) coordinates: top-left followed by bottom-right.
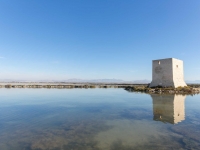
(149, 58), (187, 88)
(172, 59), (187, 87)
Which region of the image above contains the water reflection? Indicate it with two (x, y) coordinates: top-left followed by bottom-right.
(151, 94), (186, 124)
(1, 89), (200, 150)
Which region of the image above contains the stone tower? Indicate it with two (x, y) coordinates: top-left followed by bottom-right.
(149, 58), (187, 88)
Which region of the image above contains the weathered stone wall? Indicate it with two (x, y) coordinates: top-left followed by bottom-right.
(172, 59), (187, 87)
(150, 58), (187, 88)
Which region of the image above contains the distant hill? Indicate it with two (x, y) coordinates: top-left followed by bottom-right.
(61, 79), (151, 84)
(186, 80), (200, 84)
(3, 79), (200, 84)
(0, 78), (151, 84)
(131, 80), (150, 84)
(65, 78), (125, 83)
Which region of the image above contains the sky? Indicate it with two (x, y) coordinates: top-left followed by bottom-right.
(0, 0), (200, 81)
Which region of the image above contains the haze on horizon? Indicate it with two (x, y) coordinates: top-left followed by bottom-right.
(0, 0), (200, 81)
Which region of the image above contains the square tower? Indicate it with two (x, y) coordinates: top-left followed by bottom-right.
(149, 58), (187, 88)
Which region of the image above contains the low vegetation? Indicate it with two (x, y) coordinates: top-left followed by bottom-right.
(2, 83), (200, 95)
(124, 85), (200, 94)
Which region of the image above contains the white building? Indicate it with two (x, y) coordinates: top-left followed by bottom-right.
(149, 58), (187, 88)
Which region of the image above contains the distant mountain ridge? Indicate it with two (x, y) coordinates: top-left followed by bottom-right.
(1, 79), (200, 84)
(65, 78), (125, 83)
(0, 78), (151, 84)
(186, 80), (200, 84)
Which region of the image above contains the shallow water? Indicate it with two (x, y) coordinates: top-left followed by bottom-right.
(0, 88), (200, 150)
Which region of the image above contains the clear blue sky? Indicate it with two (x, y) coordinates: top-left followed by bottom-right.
(0, 0), (200, 81)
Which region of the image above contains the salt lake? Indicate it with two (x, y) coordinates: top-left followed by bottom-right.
(0, 88), (200, 150)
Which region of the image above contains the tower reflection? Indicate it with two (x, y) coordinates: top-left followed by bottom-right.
(151, 94), (186, 124)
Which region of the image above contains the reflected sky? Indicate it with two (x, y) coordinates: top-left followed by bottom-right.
(0, 89), (200, 150)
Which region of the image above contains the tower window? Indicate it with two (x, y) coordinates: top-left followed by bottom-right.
(176, 65), (178, 68)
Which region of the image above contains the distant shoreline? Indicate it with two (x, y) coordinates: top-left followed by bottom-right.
(0, 82), (148, 89)
(1, 82), (200, 95)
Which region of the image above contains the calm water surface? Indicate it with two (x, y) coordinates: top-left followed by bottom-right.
(0, 88), (200, 150)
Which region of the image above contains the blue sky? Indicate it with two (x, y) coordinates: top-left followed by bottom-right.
(0, 0), (200, 81)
